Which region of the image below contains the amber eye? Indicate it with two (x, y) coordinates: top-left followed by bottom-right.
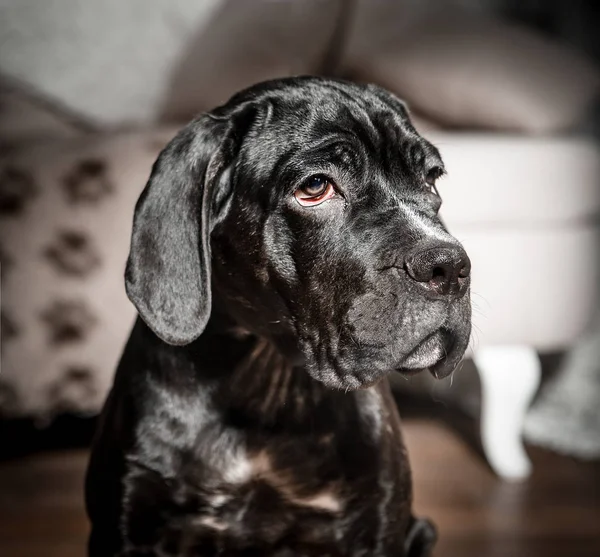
(425, 167), (443, 195)
(294, 175), (336, 207)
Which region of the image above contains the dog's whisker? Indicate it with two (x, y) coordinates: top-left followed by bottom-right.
(470, 291), (491, 312)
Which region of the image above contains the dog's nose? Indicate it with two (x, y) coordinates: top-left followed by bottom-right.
(405, 243), (471, 296)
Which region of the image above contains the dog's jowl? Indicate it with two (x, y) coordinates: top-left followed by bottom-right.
(86, 77), (471, 557)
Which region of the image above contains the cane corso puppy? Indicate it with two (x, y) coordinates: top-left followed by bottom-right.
(86, 76), (471, 556)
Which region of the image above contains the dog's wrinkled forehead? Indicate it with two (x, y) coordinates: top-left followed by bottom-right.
(235, 80), (442, 198)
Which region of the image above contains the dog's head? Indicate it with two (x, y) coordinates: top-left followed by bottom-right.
(126, 77), (471, 389)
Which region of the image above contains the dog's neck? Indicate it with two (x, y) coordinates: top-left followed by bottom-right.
(222, 335), (337, 430)
(147, 308), (348, 431)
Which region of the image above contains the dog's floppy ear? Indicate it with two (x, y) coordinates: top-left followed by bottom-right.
(125, 109), (249, 345)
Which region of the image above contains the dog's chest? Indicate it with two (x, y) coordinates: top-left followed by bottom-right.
(177, 454), (347, 555)
(124, 436), (376, 555)
(122, 388), (407, 555)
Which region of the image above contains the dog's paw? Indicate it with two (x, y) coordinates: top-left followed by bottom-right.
(404, 516), (437, 557)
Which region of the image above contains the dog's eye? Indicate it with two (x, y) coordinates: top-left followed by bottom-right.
(295, 175), (336, 207)
(425, 167), (444, 195)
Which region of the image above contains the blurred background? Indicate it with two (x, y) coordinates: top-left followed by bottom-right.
(1, 1), (599, 556)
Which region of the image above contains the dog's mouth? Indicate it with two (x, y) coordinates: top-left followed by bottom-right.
(395, 330), (459, 379)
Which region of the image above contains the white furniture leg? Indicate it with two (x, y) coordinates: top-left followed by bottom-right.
(473, 346), (542, 480)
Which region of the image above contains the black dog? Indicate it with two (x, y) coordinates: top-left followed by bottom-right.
(86, 77), (471, 556)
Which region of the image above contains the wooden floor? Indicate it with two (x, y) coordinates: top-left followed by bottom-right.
(1, 418), (599, 557)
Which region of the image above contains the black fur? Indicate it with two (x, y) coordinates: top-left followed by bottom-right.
(86, 77), (471, 556)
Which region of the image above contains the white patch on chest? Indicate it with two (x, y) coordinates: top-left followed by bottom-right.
(207, 493), (231, 508)
(216, 448), (343, 514)
(220, 445), (272, 484)
(289, 491), (342, 513)
(221, 450), (253, 484)
(194, 515), (229, 531)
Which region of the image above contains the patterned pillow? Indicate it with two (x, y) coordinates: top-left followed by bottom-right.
(0, 129), (175, 418)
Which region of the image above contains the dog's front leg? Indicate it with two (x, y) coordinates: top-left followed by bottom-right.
(403, 516), (437, 557)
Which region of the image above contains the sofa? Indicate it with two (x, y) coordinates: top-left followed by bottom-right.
(431, 133), (600, 477)
(1, 0), (599, 478)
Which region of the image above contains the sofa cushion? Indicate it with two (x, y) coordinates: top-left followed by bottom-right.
(430, 133), (600, 225)
(0, 130), (174, 418)
(458, 226), (600, 349)
(348, 11), (600, 134)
